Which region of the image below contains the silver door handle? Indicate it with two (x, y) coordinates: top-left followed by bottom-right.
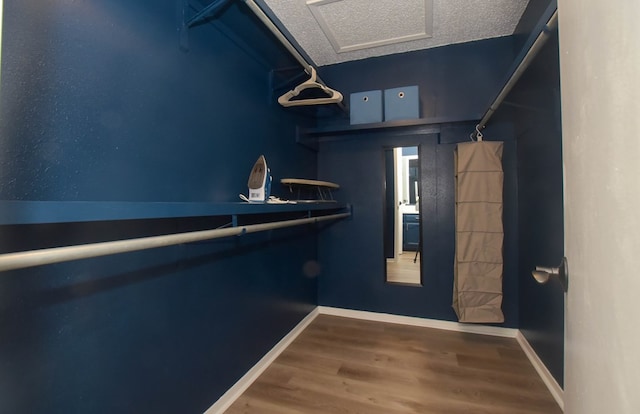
(532, 257), (568, 292)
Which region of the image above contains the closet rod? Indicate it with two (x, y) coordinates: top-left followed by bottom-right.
(187, 0), (234, 27)
(474, 9), (558, 136)
(242, 0), (312, 74)
(241, 0), (347, 111)
(0, 212), (350, 273)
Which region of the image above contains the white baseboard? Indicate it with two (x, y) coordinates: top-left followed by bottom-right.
(516, 331), (564, 411)
(204, 308), (320, 414)
(317, 306), (518, 338)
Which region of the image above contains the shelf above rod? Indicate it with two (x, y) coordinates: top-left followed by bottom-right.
(301, 115), (483, 137)
(0, 212), (351, 273)
(0, 201), (349, 225)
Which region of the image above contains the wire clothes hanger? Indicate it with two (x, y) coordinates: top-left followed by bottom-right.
(241, 0), (346, 110)
(277, 67), (344, 107)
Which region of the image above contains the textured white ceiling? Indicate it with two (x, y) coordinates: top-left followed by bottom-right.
(307, 0), (433, 54)
(262, 0), (530, 66)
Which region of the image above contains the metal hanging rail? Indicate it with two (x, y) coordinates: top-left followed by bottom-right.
(0, 212), (350, 273)
(184, 0), (346, 109)
(241, 0), (312, 75)
(473, 9), (559, 138)
(187, 0), (234, 27)
(241, 0), (347, 111)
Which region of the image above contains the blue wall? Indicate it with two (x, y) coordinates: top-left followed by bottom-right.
(319, 37), (516, 125)
(487, 0), (564, 387)
(315, 38), (520, 327)
(0, 0), (321, 412)
(0, 0), (311, 201)
(496, 31), (565, 385)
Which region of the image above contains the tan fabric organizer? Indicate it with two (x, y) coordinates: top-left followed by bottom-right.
(453, 141), (505, 323)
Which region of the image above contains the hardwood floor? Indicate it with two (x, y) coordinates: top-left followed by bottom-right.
(225, 315), (562, 414)
(386, 251), (421, 285)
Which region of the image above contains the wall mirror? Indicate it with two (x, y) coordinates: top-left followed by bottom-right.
(384, 146), (422, 285)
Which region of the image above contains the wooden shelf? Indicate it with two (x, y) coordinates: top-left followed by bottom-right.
(303, 115), (481, 136)
(296, 115), (481, 150)
(0, 201), (350, 225)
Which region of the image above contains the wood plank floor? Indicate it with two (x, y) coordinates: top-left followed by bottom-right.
(225, 315), (562, 414)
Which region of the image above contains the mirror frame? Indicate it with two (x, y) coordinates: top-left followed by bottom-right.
(383, 145), (423, 286)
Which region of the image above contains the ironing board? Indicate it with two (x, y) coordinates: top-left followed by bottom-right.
(280, 178), (339, 203)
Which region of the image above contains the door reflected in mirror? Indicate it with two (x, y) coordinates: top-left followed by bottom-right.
(384, 146), (422, 285)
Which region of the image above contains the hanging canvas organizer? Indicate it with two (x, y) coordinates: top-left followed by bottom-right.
(453, 141), (505, 323)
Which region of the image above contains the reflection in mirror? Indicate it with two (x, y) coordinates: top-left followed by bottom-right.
(384, 146), (422, 285)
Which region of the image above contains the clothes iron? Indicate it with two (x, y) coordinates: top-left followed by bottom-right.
(247, 155), (272, 202)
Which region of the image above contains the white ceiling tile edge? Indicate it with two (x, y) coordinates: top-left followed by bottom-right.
(307, 0), (433, 54)
(262, 0), (530, 66)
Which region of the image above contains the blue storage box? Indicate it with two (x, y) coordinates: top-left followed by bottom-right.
(384, 86), (419, 121)
(350, 90), (383, 125)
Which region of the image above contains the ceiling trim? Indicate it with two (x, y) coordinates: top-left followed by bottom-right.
(306, 0), (434, 54)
